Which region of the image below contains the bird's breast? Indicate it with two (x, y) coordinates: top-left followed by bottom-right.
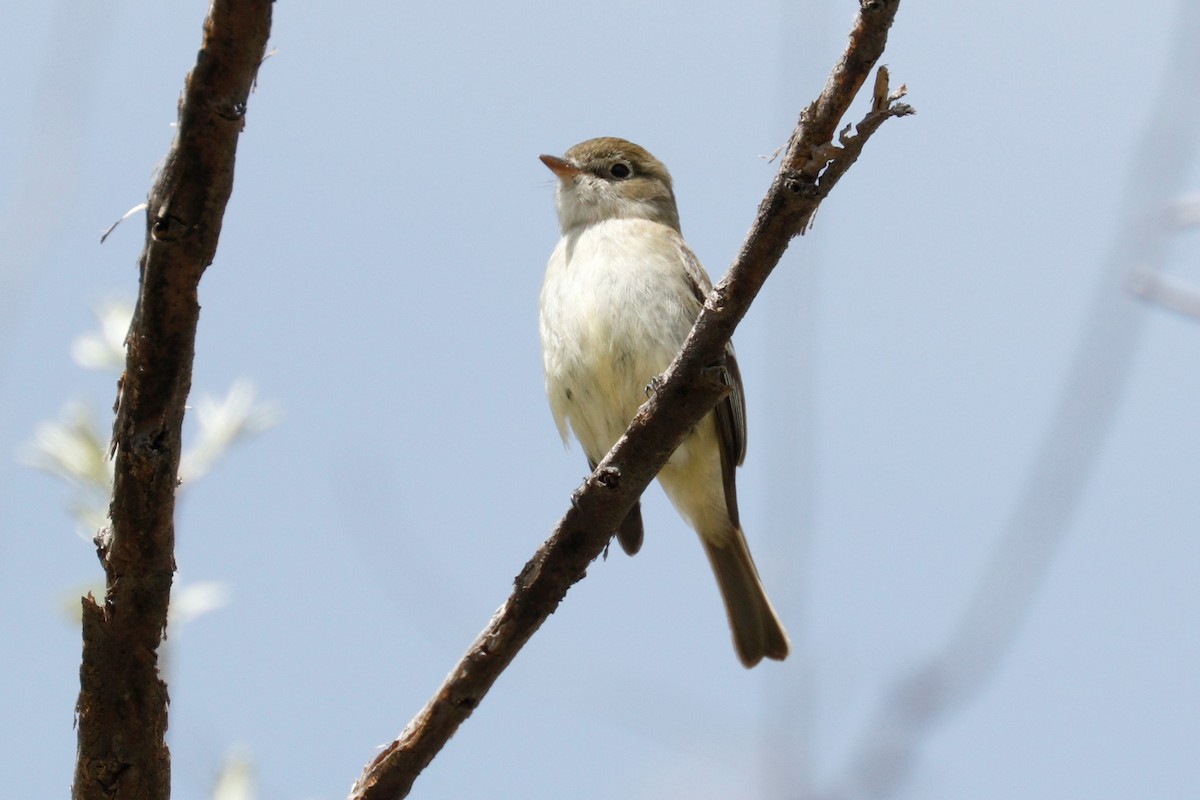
(540, 219), (701, 455)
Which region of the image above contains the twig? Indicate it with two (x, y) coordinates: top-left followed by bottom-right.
(1130, 262), (1200, 320)
(349, 3), (909, 798)
(71, 4), (272, 800)
(1127, 194), (1200, 320)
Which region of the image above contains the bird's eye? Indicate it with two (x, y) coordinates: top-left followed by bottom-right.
(609, 162), (632, 179)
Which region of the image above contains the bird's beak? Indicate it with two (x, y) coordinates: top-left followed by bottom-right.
(539, 154), (581, 180)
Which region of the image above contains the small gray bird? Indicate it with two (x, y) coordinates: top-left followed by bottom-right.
(538, 137), (789, 667)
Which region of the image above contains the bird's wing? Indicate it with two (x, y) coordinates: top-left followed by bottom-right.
(678, 240), (747, 527)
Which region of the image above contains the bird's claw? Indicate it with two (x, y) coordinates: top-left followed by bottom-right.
(701, 362), (729, 385)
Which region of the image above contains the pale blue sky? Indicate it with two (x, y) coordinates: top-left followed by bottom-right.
(3, 1), (1198, 799)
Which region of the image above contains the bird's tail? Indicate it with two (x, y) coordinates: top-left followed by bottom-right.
(702, 528), (789, 668)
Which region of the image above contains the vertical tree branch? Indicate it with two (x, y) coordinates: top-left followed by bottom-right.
(72, 3), (272, 799)
(350, 3), (909, 798)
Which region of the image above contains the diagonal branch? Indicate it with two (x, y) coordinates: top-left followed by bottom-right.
(349, 2), (910, 798)
(71, 3), (272, 800)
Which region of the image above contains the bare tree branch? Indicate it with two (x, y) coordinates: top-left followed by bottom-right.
(349, 3), (910, 798)
(72, 3), (272, 799)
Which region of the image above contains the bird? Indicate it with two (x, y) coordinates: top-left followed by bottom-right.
(537, 136), (789, 667)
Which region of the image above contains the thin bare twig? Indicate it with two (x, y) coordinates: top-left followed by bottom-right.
(1128, 194), (1200, 320)
(349, 3), (910, 798)
(72, 4), (272, 800)
(1130, 263), (1200, 320)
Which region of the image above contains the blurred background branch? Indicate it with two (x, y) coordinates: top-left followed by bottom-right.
(819, 3), (1200, 797)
